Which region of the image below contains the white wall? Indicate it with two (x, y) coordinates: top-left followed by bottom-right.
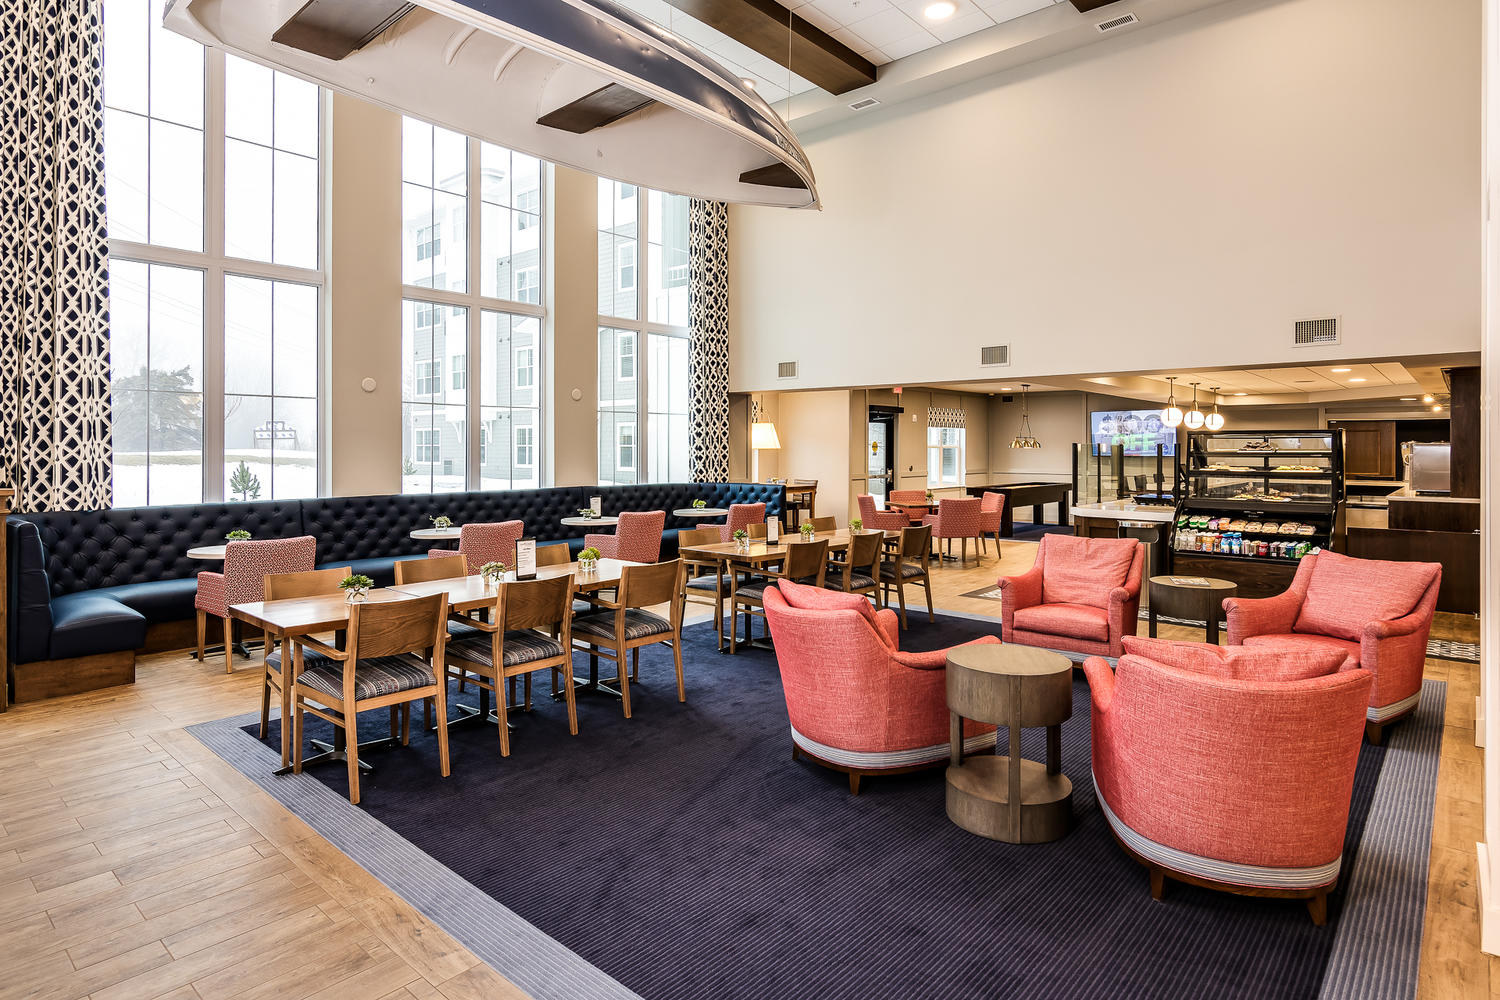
(730, 0), (1480, 392)
(776, 390), (854, 524)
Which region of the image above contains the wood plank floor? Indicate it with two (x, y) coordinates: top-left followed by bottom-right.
(0, 538), (1485, 999)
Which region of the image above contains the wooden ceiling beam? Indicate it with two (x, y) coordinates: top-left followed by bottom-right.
(537, 83), (657, 134)
(738, 162), (805, 189)
(272, 0), (415, 60)
(660, 0), (876, 96)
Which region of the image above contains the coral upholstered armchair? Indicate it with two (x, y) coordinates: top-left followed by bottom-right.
(763, 581), (998, 794)
(1084, 640), (1372, 924)
(429, 521), (524, 573)
(719, 503), (766, 542)
(196, 536), (317, 674)
(1223, 550), (1441, 743)
(857, 494), (909, 531)
(998, 535), (1143, 659)
(923, 497), (983, 565)
(586, 510), (665, 563)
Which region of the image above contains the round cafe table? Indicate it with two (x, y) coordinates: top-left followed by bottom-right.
(410, 526), (462, 541)
(187, 545), (226, 561)
(1148, 575), (1238, 645)
(672, 507), (728, 518)
(560, 515), (619, 529)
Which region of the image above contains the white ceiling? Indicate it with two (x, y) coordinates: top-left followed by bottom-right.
(1115, 363), (1418, 399)
(611, 0), (1064, 104)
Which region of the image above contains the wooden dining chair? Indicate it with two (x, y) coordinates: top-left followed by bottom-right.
(259, 565), (349, 770)
(679, 527), (729, 650)
(396, 553), (480, 694)
(827, 531), (883, 605)
(291, 593), (452, 805)
(879, 524), (935, 628)
(729, 539), (828, 653)
(444, 575), (576, 757)
(807, 515), (837, 533)
(570, 560), (687, 718)
(536, 543), (572, 567)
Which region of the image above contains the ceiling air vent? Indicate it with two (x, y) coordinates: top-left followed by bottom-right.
(1292, 317), (1341, 347)
(777, 361), (799, 379)
(848, 97), (881, 112)
(1096, 12), (1140, 32)
(980, 345), (1010, 367)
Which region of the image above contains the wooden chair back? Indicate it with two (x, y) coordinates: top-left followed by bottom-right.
(808, 516), (837, 532)
(747, 521), (768, 539)
(783, 539), (829, 585)
(348, 593), (448, 661)
(847, 531), (884, 574)
(900, 524), (933, 561)
(535, 543), (571, 567)
(395, 555), (467, 585)
(264, 565), (350, 601)
(501, 576), (574, 633)
(621, 559), (686, 611)
(677, 527), (720, 549)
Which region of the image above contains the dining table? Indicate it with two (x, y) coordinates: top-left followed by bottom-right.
(676, 528), (899, 652)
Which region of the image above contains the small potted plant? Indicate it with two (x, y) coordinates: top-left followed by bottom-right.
(479, 561), (507, 589)
(578, 546), (601, 573)
(850, 518), (863, 532)
(430, 514), (454, 530)
(691, 498), (707, 509)
(225, 529), (251, 542)
(576, 507), (599, 520)
(799, 522), (815, 541)
(339, 573), (375, 603)
(924, 490), (935, 503)
(732, 528), (749, 552)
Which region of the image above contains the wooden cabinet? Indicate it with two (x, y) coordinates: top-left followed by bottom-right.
(1331, 421), (1396, 479)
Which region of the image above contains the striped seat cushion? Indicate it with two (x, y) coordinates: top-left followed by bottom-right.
(448, 631), (565, 668)
(265, 645), (333, 671)
(572, 609), (672, 641)
(827, 573), (877, 592)
(735, 577), (819, 602)
(299, 655), (435, 702)
(879, 562), (926, 580)
(448, 619), (481, 639)
(684, 574), (725, 592)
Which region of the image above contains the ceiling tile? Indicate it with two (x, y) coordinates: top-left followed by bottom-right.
(928, 9), (996, 41)
(807, 0), (895, 26)
(847, 8), (928, 46)
(975, 0), (1057, 21)
(880, 32), (942, 58)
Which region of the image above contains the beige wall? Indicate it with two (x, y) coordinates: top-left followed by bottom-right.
(549, 166), (602, 487)
(328, 94), (402, 497)
(777, 390), (855, 524)
(729, 0), (1480, 392)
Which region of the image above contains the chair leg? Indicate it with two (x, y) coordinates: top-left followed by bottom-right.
(896, 582), (908, 629)
(848, 771), (862, 795)
(617, 641), (633, 719)
(196, 610), (206, 662)
(400, 703), (411, 745)
(292, 695), (305, 774)
(961, 538), (968, 565)
(1149, 867), (1166, 901)
(259, 663), (272, 739)
(345, 713), (362, 805)
(222, 617), (235, 674)
(388, 706), (399, 741)
(433, 682), (451, 778)
(279, 678), (292, 771)
(524, 674), (533, 711)
(923, 577), (935, 623)
(1307, 890), (1328, 926)
(729, 601), (739, 654)
(562, 660), (579, 736)
(631, 646), (639, 682)
(1364, 721), (1384, 745)
(672, 639), (685, 702)
(425, 697), (433, 732)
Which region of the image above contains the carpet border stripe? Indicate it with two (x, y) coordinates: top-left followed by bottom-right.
(187, 711), (643, 1000)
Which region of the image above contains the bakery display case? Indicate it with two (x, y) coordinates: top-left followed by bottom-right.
(1168, 429), (1345, 597)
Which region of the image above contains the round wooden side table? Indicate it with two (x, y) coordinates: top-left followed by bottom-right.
(945, 644), (1074, 844)
(1147, 576), (1238, 644)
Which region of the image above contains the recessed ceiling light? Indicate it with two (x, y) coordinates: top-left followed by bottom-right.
(1331, 368), (1352, 373)
(924, 0), (957, 20)
(1233, 392), (1248, 396)
(1000, 386), (1013, 391)
(1422, 394), (1435, 403)
(1433, 404), (1444, 412)
(1400, 397), (1417, 401)
(1348, 377), (1366, 383)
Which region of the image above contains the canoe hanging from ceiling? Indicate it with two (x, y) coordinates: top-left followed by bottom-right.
(162, 0), (819, 209)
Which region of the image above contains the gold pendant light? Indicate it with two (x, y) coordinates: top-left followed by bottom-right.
(1010, 384), (1042, 449)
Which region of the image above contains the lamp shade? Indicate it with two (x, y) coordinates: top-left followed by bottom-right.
(750, 422), (782, 450)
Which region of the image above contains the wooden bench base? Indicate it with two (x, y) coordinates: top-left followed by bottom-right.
(9, 650), (136, 704)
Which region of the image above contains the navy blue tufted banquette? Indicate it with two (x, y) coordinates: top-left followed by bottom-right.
(6, 483), (783, 672)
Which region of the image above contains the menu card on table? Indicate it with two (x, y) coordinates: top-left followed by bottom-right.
(515, 537), (536, 580)
(766, 517), (780, 543)
(590, 495), (602, 516)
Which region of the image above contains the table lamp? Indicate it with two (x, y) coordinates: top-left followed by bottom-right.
(750, 420), (781, 482)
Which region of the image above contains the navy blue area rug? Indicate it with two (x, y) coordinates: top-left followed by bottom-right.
(207, 615), (1439, 1000)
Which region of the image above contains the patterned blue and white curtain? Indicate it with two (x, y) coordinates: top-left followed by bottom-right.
(0, 0), (113, 512)
(688, 199), (730, 483)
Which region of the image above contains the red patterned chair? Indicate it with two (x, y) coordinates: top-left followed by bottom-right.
(1084, 637), (1372, 924)
(923, 497), (983, 565)
(196, 536), (317, 674)
(978, 491), (1006, 554)
(586, 510), (665, 563)
(857, 494), (909, 531)
(762, 580), (999, 794)
(719, 502), (767, 542)
(428, 520), (524, 573)
(998, 534), (1143, 660)
(887, 489), (931, 524)
(1223, 550), (1441, 743)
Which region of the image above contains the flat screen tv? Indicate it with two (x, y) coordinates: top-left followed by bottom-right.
(1090, 409), (1176, 457)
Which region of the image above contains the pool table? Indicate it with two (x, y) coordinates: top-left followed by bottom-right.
(964, 482), (1072, 536)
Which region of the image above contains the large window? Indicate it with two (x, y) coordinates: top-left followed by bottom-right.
(401, 118), (545, 493)
(597, 179), (690, 485)
(104, 0), (324, 506)
(927, 428), (966, 487)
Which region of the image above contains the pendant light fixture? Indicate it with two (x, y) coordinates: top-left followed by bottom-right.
(1204, 386), (1225, 431)
(1010, 384), (1042, 449)
(1161, 377), (1184, 429)
(1183, 382), (1206, 430)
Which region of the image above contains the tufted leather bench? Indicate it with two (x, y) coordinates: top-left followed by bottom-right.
(6, 483), (784, 682)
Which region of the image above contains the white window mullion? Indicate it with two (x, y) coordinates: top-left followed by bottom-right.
(465, 137), (482, 489)
(635, 191), (649, 481)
